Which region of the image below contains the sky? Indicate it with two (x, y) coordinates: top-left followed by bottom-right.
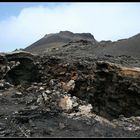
(0, 2), (140, 52)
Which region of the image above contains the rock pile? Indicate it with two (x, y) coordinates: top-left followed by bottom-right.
(0, 51), (140, 137)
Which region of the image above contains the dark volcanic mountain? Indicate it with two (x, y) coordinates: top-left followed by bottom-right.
(25, 31), (97, 54)
(99, 33), (140, 58)
(24, 31), (140, 58)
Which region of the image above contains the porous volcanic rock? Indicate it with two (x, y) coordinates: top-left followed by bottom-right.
(0, 50), (140, 137)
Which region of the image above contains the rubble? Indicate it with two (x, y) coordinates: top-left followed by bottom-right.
(0, 51), (140, 137)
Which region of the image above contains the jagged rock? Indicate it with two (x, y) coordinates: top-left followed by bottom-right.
(0, 83), (4, 90)
(118, 67), (140, 78)
(0, 49), (140, 137)
(59, 122), (65, 129)
(4, 82), (13, 88)
(5, 51), (36, 61)
(61, 80), (75, 93)
(39, 87), (44, 91)
(72, 101), (79, 108)
(78, 104), (93, 114)
(15, 92), (22, 95)
(58, 95), (73, 111)
(37, 95), (44, 106)
(42, 92), (49, 101)
(45, 90), (52, 94)
(0, 51), (41, 86)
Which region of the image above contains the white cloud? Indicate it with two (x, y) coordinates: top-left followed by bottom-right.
(0, 3), (140, 52)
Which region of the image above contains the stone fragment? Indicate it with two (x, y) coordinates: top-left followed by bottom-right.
(37, 95), (44, 105)
(39, 87), (44, 91)
(42, 92), (49, 101)
(45, 90), (52, 94)
(58, 95), (73, 111)
(15, 91), (22, 95)
(0, 83), (4, 89)
(49, 79), (57, 86)
(59, 122), (65, 129)
(61, 80), (75, 92)
(30, 106), (38, 110)
(72, 102), (79, 107)
(78, 104), (93, 114)
(4, 82), (13, 88)
(67, 80), (75, 89)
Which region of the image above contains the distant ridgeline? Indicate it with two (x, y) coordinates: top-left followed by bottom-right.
(24, 31), (140, 58)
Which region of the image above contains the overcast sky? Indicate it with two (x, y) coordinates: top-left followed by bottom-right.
(0, 2), (140, 52)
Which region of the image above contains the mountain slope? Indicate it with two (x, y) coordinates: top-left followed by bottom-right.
(25, 31), (97, 54)
(24, 31), (140, 58)
(99, 33), (140, 58)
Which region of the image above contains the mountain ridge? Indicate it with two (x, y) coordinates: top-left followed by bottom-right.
(24, 31), (140, 58)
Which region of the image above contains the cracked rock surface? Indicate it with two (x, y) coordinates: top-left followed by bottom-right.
(0, 50), (140, 137)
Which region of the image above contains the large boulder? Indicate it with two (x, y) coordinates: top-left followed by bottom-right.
(0, 51), (40, 86)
